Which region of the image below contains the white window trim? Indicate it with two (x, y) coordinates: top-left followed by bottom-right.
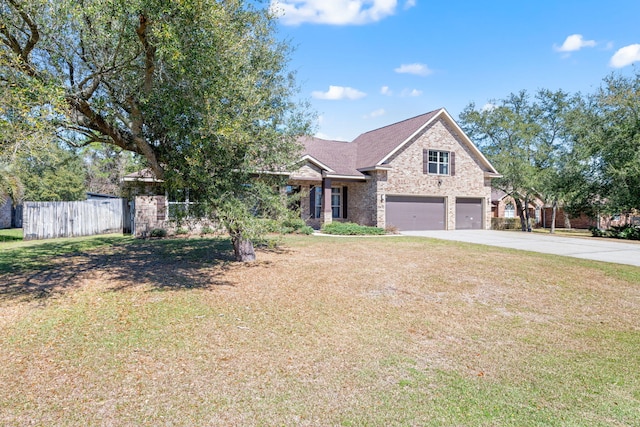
(428, 150), (450, 176)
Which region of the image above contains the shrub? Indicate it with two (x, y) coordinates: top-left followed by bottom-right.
(385, 224), (400, 234)
(149, 228), (167, 238)
(298, 225), (314, 235)
(282, 217), (307, 231)
(200, 226), (216, 235)
(609, 225), (640, 240)
(321, 222), (386, 235)
(260, 216), (313, 235)
(175, 227), (189, 235)
(260, 218), (281, 233)
(591, 225), (640, 240)
(492, 217), (521, 230)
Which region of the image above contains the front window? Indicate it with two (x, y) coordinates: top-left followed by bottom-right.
(314, 186), (322, 218)
(428, 150), (449, 175)
(505, 203), (515, 218)
(313, 186), (343, 219)
(331, 187), (342, 218)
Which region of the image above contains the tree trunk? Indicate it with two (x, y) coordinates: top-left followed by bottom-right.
(232, 232), (256, 262)
(515, 198), (528, 232)
(550, 200), (557, 234)
(563, 211), (571, 229)
(524, 195), (532, 232)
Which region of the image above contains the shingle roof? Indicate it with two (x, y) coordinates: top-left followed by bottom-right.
(297, 107), (499, 179)
(299, 136), (361, 177)
(353, 109), (441, 168)
(298, 109), (442, 178)
(122, 168), (163, 182)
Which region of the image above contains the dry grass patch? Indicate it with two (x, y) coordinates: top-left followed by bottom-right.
(1, 235), (639, 425)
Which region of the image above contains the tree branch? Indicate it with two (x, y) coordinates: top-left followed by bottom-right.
(136, 14), (155, 94)
(6, 0), (39, 62)
(67, 94), (164, 180)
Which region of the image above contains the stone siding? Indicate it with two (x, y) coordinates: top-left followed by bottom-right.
(134, 195), (168, 237)
(288, 118), (495, 230)
(290, 179), (378, 228)
(379, 118), (492, 230)
(133, 195), (219, 237)
(290, 163), (322, 181)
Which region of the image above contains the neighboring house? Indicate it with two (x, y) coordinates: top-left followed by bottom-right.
(123, 108), (501, 233)
(491, 189), (638, 229)
(539, 207), (639, 230)
(491, 189), (542, 225)
(288, 108), (500, 230)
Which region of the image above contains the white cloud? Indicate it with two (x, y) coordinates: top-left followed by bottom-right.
(311, 85), (367, 100)
(481, 103), (497, 112)
(270, 0), (399, 26)
(404, 0), (416, 9)
(610, 44), (640, 68)
(380, 86), (393, 96)
(554, 34), (596, 52)
(400, 88), (422, 97)
(394, 63), (433, 76)
(364, 108), (386, 119)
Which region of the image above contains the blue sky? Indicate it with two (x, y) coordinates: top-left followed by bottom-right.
(269, 0), (640, 141)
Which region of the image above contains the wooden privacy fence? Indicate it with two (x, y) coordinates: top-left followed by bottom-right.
(23, 199), (128, 240)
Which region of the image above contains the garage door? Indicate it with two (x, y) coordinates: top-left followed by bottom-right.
(455, 198), (483, 229)
(386, 196), (445, 231)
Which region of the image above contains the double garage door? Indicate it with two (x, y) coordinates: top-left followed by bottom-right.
(385, 196), (483, 231)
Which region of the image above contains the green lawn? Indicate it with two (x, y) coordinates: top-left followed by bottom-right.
(0, 228), (23, 242)
(0, 234), (638, 426)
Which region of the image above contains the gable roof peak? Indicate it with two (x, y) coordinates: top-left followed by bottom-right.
(352, 108), (444, 168)
(355, 108), (444, 139)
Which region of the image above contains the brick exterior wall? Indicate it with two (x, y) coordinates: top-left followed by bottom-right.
(378, 118), (492, 230)
(288, 117), (495, 230)
(133, 195), (168, 237)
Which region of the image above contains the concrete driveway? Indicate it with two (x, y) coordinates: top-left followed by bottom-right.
(401, 230), (640, 267)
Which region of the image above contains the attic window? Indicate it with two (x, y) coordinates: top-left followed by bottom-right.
(424, 150), (455, 176)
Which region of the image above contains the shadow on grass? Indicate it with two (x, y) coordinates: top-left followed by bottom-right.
(0, 236), (238, 302)
(0, 228), (23, 242)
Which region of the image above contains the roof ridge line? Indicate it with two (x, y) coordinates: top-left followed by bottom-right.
(354, 108), (443, 139)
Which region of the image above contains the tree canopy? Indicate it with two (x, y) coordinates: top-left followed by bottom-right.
(1, 0), (313, 260)
(460, 72), (640, 230)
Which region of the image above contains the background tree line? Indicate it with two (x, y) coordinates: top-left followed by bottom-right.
(459, 71), (640, 232)
(2, 141), (139, 202)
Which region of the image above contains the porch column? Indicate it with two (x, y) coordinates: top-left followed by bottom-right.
(322, 177), (332, 225)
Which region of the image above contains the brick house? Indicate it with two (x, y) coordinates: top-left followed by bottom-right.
(491, 190), (542, 225)
(289, 108), (500, 230)
(491, 189), (638, 230)
(124, 108), (501, 234)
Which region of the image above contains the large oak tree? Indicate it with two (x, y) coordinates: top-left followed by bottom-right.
(0, 0), (312, 260)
